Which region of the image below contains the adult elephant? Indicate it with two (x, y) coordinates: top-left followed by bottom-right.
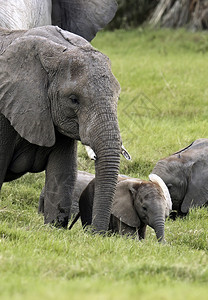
(152, 139), (208, 217)
(0, 25), (121, 233)
(69, 172), (172, 242)
(0, 0), (117, 42)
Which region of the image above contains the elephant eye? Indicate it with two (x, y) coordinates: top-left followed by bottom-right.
(69, 95), (79, 105)
(167, 183), (173, 190)
(142, 205), (147, 212)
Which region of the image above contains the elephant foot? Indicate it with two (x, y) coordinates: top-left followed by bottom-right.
(52, 215), (69, 229)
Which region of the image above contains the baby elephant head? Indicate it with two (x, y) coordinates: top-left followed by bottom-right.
(112, 174), (172, 242)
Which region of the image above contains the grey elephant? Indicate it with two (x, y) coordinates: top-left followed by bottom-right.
(39, 171), (95, 217)
(0, 0), (117, 42)
(69, 172), (172, 242)
(152, 138), (208, 217)
(0, 25), (122, 232)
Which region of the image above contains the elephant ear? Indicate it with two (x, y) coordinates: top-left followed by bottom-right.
(181, 161), (208, 213)
(112, 179), (141, 228)
(149, 173), (172, 214)
(0, 35), (66, 147)
(51, 0), (118, 41)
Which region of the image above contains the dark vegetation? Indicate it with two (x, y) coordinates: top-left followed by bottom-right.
(108, 0), (208, 30)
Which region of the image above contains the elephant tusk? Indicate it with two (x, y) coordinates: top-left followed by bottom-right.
(148, 173), (172, 211)
(85, 144), (131, 161)
(85, 145), (96, 160)
(121, 144), (131, 161)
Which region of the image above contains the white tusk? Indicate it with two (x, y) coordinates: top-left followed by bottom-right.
(149, 173), (172, 211)
(85, 144), (131, 161)
(121, 145), (131, 161)
(85, 146), (96, 160)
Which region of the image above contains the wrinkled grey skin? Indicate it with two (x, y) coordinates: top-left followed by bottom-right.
(0, 0), (117, 42)
(0, 26), (121, 232)
(69, 172), (170, 242)
(39, 171), (95, 217)
(152, 139), (208, 217)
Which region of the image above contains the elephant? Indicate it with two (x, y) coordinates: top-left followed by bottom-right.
(69, 172), (172, 242)
(0, 0), (117, 42)
(0, 25), (122, 233)
(152, 138), (208, 217)
(39, 170), (95, 217)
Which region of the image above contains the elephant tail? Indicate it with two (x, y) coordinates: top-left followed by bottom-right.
(68, 212), (81, 230)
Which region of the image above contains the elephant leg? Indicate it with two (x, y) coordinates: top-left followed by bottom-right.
(79, 179), (95, 228)
(0, 114), (17, 186)
(138, 223), (147, 240)
(110, 216), (138, 239)
(44, 135), (77, 228)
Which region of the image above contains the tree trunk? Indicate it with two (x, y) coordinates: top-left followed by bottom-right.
(149, 0), (208, 30)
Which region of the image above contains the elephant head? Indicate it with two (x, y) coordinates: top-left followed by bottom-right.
(112, 174), (172, 242)
(0, 26), (121, 232)
(152, 139), (208, 216)
(0, 0), (117, 41)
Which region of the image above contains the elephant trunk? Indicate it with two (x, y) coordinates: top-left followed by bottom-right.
(81, 106), (121, 233)
(92, 150), (120, 232)
(152, 217), (165, 242)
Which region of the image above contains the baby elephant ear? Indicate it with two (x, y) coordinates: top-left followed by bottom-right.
(52, 0), (118, 41)
(149, 173), (172, 213)
(112, 179), (141, 228)
(181, 161), (208, 213)
(0, 35), (62, 147)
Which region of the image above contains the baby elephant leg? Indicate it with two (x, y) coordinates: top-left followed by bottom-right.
(138, 223), (147, 240)
(109, 215), (139, 239)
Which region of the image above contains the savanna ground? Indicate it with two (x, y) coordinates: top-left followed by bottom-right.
(1, 28), (208, 299)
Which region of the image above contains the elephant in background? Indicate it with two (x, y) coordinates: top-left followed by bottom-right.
(0, 0), (117, 42)
(152, 139), (208, 217)
(69, 172), (172, 242)
(0, 25), (122, 232)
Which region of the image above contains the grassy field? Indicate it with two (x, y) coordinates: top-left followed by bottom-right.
(1, 28), (208, 299)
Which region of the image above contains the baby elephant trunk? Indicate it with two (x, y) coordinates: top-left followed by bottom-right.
(152, 217), (165, 242)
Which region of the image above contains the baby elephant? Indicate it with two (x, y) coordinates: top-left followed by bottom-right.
(69, 173), (172, 242)
(152, 138), (208, 217)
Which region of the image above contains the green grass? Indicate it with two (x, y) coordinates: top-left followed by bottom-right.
(92, 28), (208, 177)
(1, 28), (208, 299)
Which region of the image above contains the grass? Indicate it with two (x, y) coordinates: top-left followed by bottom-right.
(91, 27), (208, 177)
(1, 28), (208, 299)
